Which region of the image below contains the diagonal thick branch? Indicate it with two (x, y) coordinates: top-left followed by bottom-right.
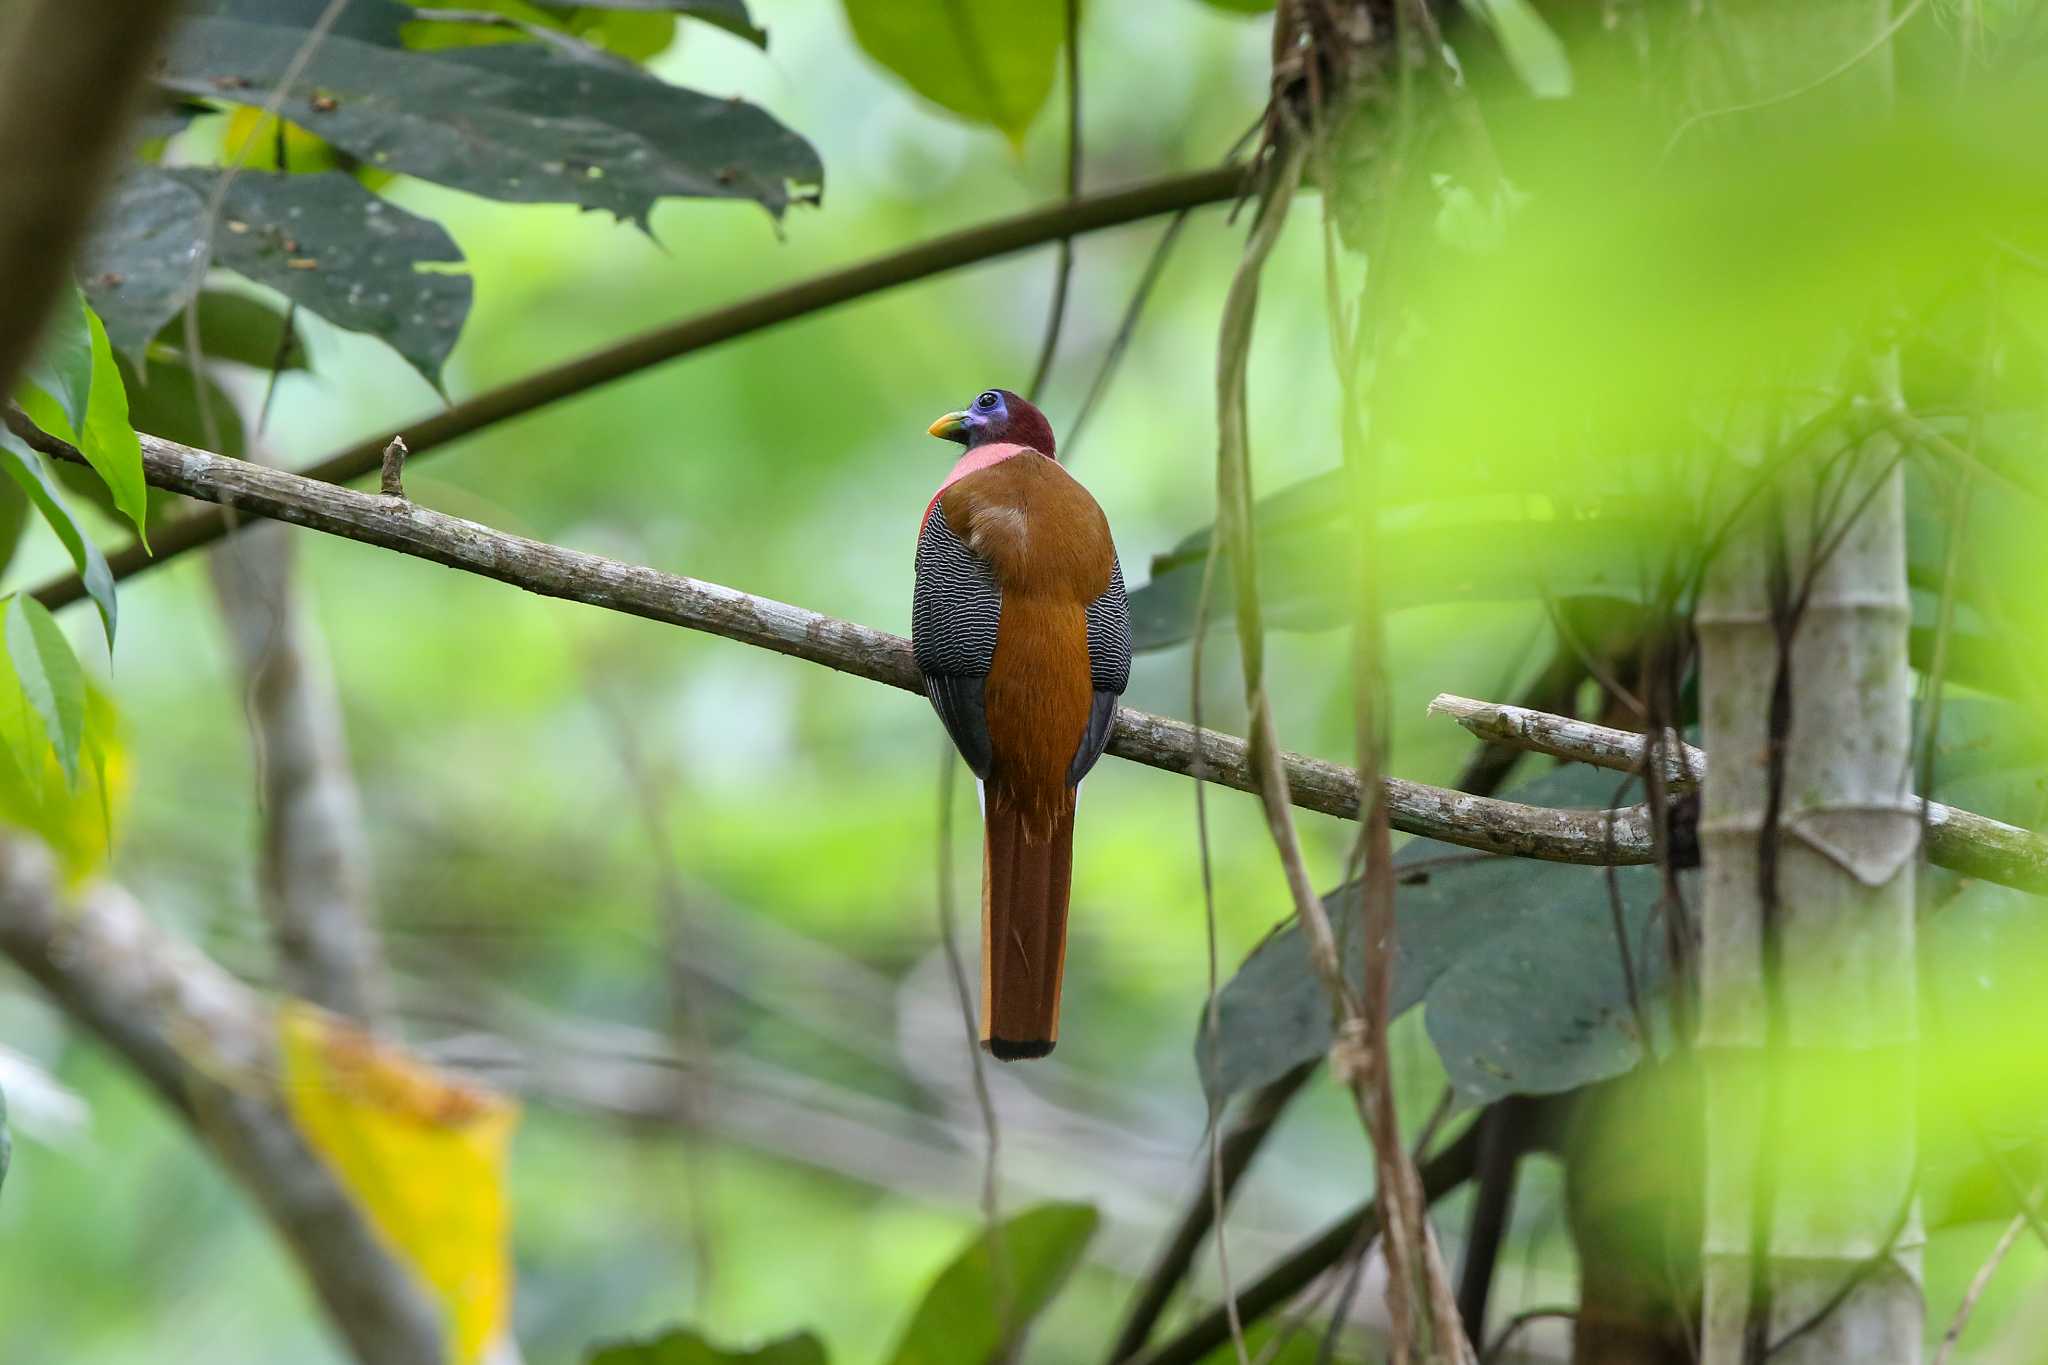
(0, 835), (443, 1365)
(31, 164), (1248, 612)
(19, 410), (2047, 895)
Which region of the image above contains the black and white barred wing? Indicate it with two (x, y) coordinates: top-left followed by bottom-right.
(913, 502), (1001, 778)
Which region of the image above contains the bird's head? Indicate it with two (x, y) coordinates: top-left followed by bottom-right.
(928, 388), (1056, 460)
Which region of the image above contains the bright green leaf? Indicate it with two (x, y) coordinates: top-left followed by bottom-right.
(1472, 0), (1572, 98)
(6, 595), (86, 791)
(566, 7), (679, 60)
(81, 307), (149, 543)
(21, 288), (93, 438)
(885, 1203), (1097, 1365)
(842, 0), (1064, 141)
(12, 384), (75, 448)
(587, 1327), (827, 1364)
(0, 433), (117, 647)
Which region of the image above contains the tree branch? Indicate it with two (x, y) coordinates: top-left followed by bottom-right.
(0, 0), (181, 398)
(19, 411), (2047, 893)
(0, 835), (442, 1365)
(1425, 692), (2048, 894)
(31, 164), (1249, 611)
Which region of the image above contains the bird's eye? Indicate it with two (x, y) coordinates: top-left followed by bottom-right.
(976, 391), (999, 410)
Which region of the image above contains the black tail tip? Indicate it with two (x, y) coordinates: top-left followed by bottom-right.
(987, 1037), (1055, 1062)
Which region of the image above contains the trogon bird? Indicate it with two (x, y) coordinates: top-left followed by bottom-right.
(914, 388), (1131, 1060)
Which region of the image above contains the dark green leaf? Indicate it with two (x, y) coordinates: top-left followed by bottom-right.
(149, 291), (309, 372)
(164, 5), (821, 222)
(586, 1327), (826, 1364)
(0, 435), (117, 647)
(179, 169), (469, 388)
(81, 307), (148, 539)
(6, 595), (86, 790)
(83, 169), (471, 389)
(843, 0), (1064, 141)
(885, 1203), (1097, 1365)
(20, 288), (93, 437)
(78, 172), (210, 364)
(1199, 766), (1668, 1105)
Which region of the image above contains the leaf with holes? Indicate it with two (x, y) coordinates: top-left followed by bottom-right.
(79, 172), (210, 364)
(843, 0), (1065, 141)
(5, 596), (85, 791)
(884, 1203), (1097, 1365)
(165, 2), (821, 223)
(82, 169), (471, 390)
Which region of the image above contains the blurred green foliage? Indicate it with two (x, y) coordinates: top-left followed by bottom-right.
(2, 1), (2046, 1362)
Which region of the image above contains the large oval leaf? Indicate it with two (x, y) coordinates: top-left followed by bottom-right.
(884, 1202), (1097, 1365)
(843, 0), (1065, 141)
(1198, 765), (1672, 1106)
(165, 3), (821, 222)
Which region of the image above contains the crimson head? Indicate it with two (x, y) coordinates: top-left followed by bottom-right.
(928, 388), (1057, 459)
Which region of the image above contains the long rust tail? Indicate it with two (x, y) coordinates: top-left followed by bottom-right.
(980, 787), (1074, 1061)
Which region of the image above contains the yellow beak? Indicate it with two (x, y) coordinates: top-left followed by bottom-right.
(928, 411), (970, 442)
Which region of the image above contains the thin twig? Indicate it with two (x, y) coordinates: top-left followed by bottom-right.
(1063, 212), (1190, 461)
(1190, 412), (1250, 1365)
(1931, 1197), (2036, 1365)
(1025, 0), (1082, 404)
(1658, 0), (1929, 161)
(1480, 1305), (1577, 1363)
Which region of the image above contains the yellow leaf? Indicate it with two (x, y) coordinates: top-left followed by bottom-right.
(0, 668), (126, 884)
(279, 1003), (519, 1365)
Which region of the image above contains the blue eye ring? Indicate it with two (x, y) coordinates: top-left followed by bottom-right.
(975, 391), (999, 411)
